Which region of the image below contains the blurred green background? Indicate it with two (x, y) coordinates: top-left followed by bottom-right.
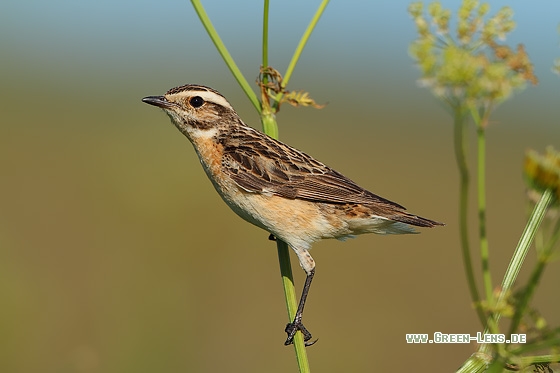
(1, 1), (559, 372)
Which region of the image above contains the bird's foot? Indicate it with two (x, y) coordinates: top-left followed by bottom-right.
(268, 234), (277, 241)
(284, 320), (317, 346)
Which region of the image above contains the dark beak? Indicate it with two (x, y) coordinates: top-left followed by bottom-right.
(142, 95), (175, 109)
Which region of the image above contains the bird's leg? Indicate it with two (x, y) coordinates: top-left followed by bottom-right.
(284, 268), (316, 346)
(268, 234), (277, 241)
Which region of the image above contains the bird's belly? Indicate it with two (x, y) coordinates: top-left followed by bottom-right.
(213, 182), (340, 249)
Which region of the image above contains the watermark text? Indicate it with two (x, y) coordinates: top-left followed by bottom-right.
(406, 332), (526, 344)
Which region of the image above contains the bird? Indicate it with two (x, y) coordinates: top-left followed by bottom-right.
(142, 84), (444, 346)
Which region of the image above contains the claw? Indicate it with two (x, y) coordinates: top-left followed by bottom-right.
(284, 321), (315, 346)
(305, 338), (319, 347)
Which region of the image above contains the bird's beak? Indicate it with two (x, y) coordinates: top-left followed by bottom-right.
(142, 95), (175, 109)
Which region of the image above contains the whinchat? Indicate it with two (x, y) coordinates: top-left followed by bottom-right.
(142, 84), (443, 346)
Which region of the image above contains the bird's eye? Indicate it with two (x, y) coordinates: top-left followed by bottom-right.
(190, 96), (204, 108)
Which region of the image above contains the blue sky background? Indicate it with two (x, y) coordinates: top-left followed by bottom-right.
(3, 1), (559, 130)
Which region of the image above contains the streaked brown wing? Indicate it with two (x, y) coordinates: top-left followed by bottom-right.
(220, 129), (405, 210)
(290, 170), (405, 209)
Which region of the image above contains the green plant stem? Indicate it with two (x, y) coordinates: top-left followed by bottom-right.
(190, 0), (261, 113)
(261, 112), (279, 144)
(476, 126), (493, 308)
(456, 351), (493, 373)
(259, 2), (279, 140)
(508, 197), (560, 336)
(476, 123), (500, 338)
(510, 327), (560, 354)
(470, 107), (494, 312)
(496, 188), (554, 316)
(487, 354), (560, 373)
(476, 188), (555, 360)
(276, 240), (310, 373)
(271, 0), (330, 111)
(262, 0), (269, 86)
(517, 354), (560, 366)
(454, 107), (486, 328)
(487, 353), (560, 372)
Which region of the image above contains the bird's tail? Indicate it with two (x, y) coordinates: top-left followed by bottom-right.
(391, 212), (444, 228)
(365, 212), (444, 235)
(388, 212), (445, 234)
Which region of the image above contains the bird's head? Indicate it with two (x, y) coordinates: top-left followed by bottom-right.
(142, 84), (243, 139)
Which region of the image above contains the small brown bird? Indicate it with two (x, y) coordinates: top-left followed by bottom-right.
(142, 84), (443, 346)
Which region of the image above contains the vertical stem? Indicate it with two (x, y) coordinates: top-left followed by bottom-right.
(276, 240), (310, 373)
(261, 113), (279, 144)
(454, 108), (486, 328)
(262, 0), (269, 86)
(476, 124), (501, 337)
(477, 126), (493, 308)
(260, 1), (279, 140)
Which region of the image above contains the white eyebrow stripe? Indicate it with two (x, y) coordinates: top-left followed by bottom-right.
(168, 90), (233, 110)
